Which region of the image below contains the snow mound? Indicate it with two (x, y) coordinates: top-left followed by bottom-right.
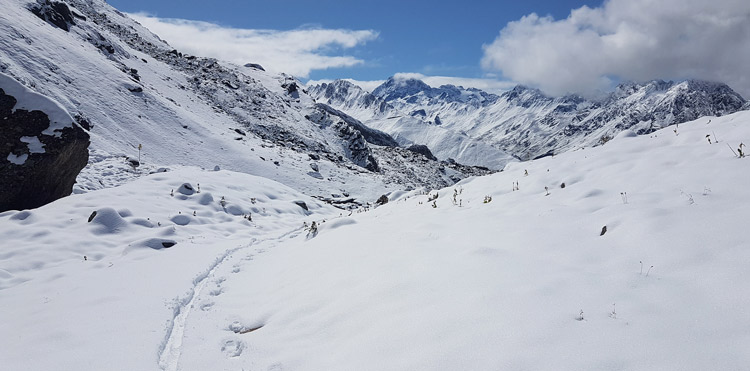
(89, 207), (128, 234)
(133, 237), (178, 250)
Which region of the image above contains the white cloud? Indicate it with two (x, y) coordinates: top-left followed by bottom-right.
(129, 13), (378, 78)
(481, 0), (750, 97)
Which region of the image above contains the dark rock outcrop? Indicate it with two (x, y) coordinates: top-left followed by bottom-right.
(406, 144), (438, 161)
(375, 194), (389, 205)
(28, 0), (78, 31)
(314, 103), (398, 147)
(0, 86), (89, 212)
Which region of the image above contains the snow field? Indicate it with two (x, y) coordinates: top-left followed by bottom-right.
(0, 167), (341, 370)
(0, 111), (749, 370)
(171, 112), (750, 370)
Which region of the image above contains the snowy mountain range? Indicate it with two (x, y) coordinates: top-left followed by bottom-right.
(309, 77), (747, 166)
(0, 0), (489, 211)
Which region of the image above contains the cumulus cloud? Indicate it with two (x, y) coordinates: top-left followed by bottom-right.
(481, 0), (750, 97)
(129, 13), (378, 78)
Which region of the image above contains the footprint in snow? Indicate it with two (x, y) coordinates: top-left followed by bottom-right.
(221, 339), (244, 358)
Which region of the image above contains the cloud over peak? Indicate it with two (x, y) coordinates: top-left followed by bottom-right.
(130, 13), (378, 78)
(481, 0), (750, 97)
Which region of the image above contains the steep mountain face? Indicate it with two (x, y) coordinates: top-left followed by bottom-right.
(311, 77), (746, 162)
(0, 0), (486, 207)
(372, 77), (498, 107)
(309, 80), (516, 170)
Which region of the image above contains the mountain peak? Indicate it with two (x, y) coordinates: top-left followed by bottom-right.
(372, 77), (431, 101)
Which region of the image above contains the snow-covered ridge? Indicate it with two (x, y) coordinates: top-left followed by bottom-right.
(311, 76), (747, 163)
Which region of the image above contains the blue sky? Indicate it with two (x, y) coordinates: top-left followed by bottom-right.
(108, 0), (750, 97)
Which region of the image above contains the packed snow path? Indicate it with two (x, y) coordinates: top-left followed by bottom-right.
(158, 225), (304, 370)
(157, 239), (257, 371)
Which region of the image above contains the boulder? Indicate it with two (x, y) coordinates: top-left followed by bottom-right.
(0, 74), (89, 212)
(375, 194), (389, 206)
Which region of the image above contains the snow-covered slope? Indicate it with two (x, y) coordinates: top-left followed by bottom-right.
(310, 77), (746, 163)
(0, 0), (483, 204)
(1, 107), (748, 370)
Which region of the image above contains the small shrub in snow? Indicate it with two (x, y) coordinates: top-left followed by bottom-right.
(600, 226), (607, 236)
(646, 265), (654, 277)
(560, 182), (566, 189)
(680, 190), (694, 205)
(620, 192), (628, 204)
(483, 195), (492, 203)
(544, 187), (550, 196)
(610, 303), (617, 319)
(306, 221), (318, 238)
(739, 143), (746, 158)
(127, 157), (139, 172)
(576, 310), (584, 321)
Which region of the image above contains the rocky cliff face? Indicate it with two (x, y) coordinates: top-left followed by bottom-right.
(0, 73), (89, 212)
